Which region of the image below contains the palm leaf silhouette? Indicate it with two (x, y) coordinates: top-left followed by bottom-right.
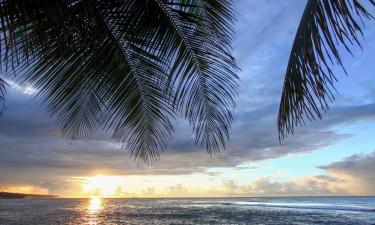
(0, 78), (6, 115)
(278, 0), (374, 140)
(0, 0), (374, 161)
(0, 0), (238, 162)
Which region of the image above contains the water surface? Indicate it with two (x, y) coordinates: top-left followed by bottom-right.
(1, 197), (375, 224)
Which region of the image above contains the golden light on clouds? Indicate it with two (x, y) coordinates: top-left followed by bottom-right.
(73, 173), (216, 198)
(82, 175), (126, 197)
(1, 186), (49, 195)
(4, 170), (368, 198)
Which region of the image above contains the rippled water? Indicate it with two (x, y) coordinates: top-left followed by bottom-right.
(1, 197), (375, 224)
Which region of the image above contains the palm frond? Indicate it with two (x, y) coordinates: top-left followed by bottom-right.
(154, 0), (239, 153)
(9, 1), (114, 140)
(0, 77), (6, 116)
(278, 0), (374, 140)
(99, 1), (175, 162)
(0, 0), (238, 161)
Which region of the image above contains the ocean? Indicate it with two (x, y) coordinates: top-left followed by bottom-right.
(1, 197), (375, 224)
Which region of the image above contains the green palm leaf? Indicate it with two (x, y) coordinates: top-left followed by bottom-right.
(278, 0), (374, 140)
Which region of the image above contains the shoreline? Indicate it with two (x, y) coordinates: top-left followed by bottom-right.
(0, 191), (58, 199)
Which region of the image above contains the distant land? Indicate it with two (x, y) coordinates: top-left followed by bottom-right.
(0, 191), (58, 199)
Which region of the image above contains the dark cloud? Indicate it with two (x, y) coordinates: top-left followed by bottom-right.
(320, 151), (375, 195)
(1, 95), (372, 192)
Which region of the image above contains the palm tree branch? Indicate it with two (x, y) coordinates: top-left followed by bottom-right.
(0, 77), (6, 116)
(278, 0), (374, 140)
(0, 0), (238, 161)
(153, 0), (238, 153)
(90, 1), (175, 162)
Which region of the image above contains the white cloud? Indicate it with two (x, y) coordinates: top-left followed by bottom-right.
(218, 175), (348, 197)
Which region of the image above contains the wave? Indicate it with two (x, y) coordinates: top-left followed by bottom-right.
(225, 201), (375, 212)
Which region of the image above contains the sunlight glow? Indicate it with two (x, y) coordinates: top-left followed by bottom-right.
(88, 197), (102, 213)
(83, 175), (125, 197)
(6, 79), (38, 96)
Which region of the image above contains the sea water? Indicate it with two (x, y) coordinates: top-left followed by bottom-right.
(1, 197), (375, 224)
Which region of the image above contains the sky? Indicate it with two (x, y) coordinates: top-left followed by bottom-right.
(1, 0), (375, 198)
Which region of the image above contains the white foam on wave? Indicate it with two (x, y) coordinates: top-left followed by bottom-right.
(229, 201), (375, 212)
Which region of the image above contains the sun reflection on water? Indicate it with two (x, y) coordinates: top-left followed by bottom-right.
(88, 197), (102, 214)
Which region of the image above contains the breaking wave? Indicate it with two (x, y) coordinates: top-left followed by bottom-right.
(226, 201), (375, 212)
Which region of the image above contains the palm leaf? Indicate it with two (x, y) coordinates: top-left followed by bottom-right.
(0, 0), (238, 161)
(154, 0), (239, 153)
(0, 77), (6, 116)
(278, 0), (374, 140)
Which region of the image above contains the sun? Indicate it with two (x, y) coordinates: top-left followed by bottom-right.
(83, 175), (125, 197)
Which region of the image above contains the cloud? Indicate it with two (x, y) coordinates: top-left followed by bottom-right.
(219, 175), (348, 197)
(0, 185), (49, 195)
(0, 72), (371, 190)
(142, 187), (156, 196)
(1, 0), (375, 197)
(234, 0), (306, 62)
(320, 151), (375, 195)
(166, 184), (189, 197)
